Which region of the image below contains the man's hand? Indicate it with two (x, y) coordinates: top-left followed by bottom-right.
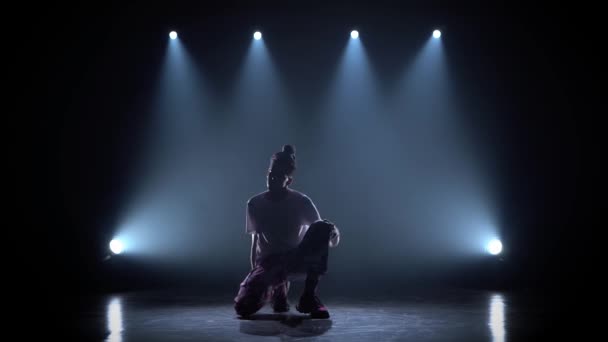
(322, 219), (340, 247)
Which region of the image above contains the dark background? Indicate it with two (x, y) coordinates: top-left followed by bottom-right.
(28, 1), (592, 304)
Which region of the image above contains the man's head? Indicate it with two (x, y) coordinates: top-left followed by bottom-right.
(267, 144), (296, 192)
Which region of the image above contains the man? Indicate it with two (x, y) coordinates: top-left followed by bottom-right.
(234, 144), (340, 319)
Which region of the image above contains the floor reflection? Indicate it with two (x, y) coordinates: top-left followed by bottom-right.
(106, 297), (123, 342)
(239, 314), (332, 337)
(489, 294), (506, 342)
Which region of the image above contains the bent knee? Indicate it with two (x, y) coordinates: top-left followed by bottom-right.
(309, 220), (333, 234)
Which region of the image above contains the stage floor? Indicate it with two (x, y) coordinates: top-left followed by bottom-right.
(63, 288), (561, 341)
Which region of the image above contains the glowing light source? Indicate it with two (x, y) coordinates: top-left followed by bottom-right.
(433, 30), (441, 39)
(110, 239), (124, 254)
(169, 31), (178, 40)
(350, 30), (359, 39)
(487, 239), (503, 255)
(253, 31), (262, 40)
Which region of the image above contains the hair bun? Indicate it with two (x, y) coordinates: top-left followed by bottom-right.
(282, 144), (295, 155)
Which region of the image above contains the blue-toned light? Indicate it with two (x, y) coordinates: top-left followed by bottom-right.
(487, 239), (502, 255)
(110, 239), (124, 254)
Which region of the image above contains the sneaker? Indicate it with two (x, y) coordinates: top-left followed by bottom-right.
(296, 294), (330, 319)
(271, 284), (290, 313)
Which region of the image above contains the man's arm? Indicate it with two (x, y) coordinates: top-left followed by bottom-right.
(302, 196), (321, 226)
(246, 200), (257, 269)
(328, 223), (340, 247)
(250, 234), (258, 269)
(303, 196), (340, 247)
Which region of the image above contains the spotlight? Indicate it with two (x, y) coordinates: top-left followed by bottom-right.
(169, 31), (178, 40)
(253, 31), (262, 40)
(487, 239), (503, 255)
(110, 239), (124, 255)
(350, 30), (359, 39)
(433, 30), (441, 39)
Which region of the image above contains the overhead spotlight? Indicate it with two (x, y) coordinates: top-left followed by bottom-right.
(110, 239), (124, 255)
(350, 30), (359, 39)
(253, 31), (262, 40)
(487, 239), (503, 255)
(169, 31), (178, 40)
(433, 30), (441, 39)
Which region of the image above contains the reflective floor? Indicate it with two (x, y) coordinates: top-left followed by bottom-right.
(62, 289), (563, 341)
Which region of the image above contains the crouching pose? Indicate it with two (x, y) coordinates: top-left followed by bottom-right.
(234, 145), (340, 319)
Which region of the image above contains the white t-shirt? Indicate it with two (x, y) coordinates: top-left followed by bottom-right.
(246, 188), (321, 263)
